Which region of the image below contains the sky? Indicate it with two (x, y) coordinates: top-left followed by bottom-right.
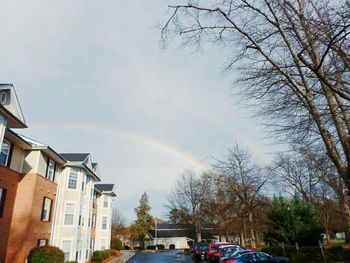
(0, 0), (278, 222)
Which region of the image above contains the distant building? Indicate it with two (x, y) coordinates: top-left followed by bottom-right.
(147, 224), (237, 249)
(0, 84), (116, 263)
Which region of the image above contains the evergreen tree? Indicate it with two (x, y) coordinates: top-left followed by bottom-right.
(130, 192), (153, 249)
(264, 196), (323, 246)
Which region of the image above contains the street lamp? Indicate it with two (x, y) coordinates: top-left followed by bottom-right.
(154, 217), (158, 249)
(287, 206), (298, 252)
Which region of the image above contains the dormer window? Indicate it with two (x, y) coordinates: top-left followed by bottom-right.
(0, 139), (12, 167)
(46, 158), (56, 181)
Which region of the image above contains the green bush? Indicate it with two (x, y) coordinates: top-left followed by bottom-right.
(291, 252), (318, 263)
(183, 248), (191, 254)
(146, 245), (156, 250)
(28, 246), (64, 263)
(111, 238), (123, 250)
(64, 261), (78, 263)
(169, 244), (175, 249)
(91, 250), (114, 262)
(156, 244), (165, 250)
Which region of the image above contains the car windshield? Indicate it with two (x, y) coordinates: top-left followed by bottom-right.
(229, 250), (251, 259)
(222, 246), (243, 256)
(211, 245), (220, 252)
(198, 245), (209, 251)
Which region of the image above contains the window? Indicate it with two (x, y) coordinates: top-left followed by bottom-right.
(64, 203), (75, 225)
(68, 169), (78, 189)
(101, 239), (106, 250)
(102, 216), (107, 230)
(0, 187), (7, 217)
(92, 214), (96, 228)
(103, 195), (108, 208)
(62, 240), (71, 261)
(41, 197), (52, 222)
(37, 239), (48, 247)
(46, 159), (56, 181)
(0, 140), (12, 166)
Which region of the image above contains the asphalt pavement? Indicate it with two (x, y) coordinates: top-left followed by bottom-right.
(126, 250), (204, 263)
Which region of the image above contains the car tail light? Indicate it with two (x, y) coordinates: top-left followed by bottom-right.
(215, 252), (220, 257)
(225, 260), (236, 263)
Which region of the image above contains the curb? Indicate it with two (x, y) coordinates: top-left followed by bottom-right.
(119, 252), (136, 263)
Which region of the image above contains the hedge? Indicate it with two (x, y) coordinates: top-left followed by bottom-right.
(28, 246), (64, 263)
(91, 250), (115, 262)
(262, 245), (350, 263)
(169, 244), (175, 249)
(156, 244), (165, 250)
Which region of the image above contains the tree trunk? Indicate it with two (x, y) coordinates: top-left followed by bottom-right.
(249, 212), (256, 248)
(240, 228), (246, 247)
(340, 198), (350, 242)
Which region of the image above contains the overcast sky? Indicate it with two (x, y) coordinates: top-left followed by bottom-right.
(0, 0), (278, 222)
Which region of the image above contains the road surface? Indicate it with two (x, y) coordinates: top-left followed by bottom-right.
(127, 250), (205, 263)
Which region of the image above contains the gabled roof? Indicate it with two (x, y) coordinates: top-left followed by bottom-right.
(60, 152), (101, 181)
(8, 130), (66, 164)
(0, 84), (26, 128)
(95, 184), (116, 197)
(60, 153), (90, 162)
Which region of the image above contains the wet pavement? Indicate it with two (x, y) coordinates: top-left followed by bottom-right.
(126, 250), (206, 263)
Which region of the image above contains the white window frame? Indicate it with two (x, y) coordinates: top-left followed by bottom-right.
(38, 239), (48, 247)
(103, 195), (108, 208)
(102, 216), (107, 230)
(0, 139), (11, 166)
(68, 169), (78, 189)
(41, 197), (52, 222)
(62, 240), (72, 261)
(46, 158), (56, 181)
(64, 203), (75, 225)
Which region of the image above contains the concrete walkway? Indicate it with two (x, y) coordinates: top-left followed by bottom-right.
(109, 251), (136, 263)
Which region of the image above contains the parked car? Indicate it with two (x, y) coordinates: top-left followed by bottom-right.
(220, 250), (252, 263)
(190, 243), (200, 254)
(223, 251), (290, 263)
(194, 243), (209, 261)
(207, 242), (238, 261)
(216, 245), (245, 262)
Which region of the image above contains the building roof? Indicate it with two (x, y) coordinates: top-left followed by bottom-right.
(95, 184), (116, 196)
(60, 153), (90, 162)
(0, 84), (27, 128)
(148, 224), (217, 240)
(9, 130), (66, 164)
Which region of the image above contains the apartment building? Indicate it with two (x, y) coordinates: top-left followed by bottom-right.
(51, 153), (101, 262)
(0, 84), (116, 263)
(94, 184), (116, 251)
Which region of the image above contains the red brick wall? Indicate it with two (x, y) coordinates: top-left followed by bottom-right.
(5, 173), (57, 263)
(0, 165), (21, 263)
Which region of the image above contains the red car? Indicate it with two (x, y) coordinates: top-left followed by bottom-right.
(207, 242), (239, 261)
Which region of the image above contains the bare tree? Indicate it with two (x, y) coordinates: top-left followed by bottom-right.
(162, 0), (350, 195)
(167, 169), (211, 241)
(213, 144), (268, 247)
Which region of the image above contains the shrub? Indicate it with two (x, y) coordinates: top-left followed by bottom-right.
(111, 238), (123, 250)
(28, 246), (64, 263)
(64, 261), (78, 263)
(325, 246), (345, 261)
(146, 245), (156, 250)
(133, 246), (142, 250)
(184, 248), (191, 254)
(169, 244), (175, 249)
(156, 244), (165, 250)
(91, 250), (114, 262)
